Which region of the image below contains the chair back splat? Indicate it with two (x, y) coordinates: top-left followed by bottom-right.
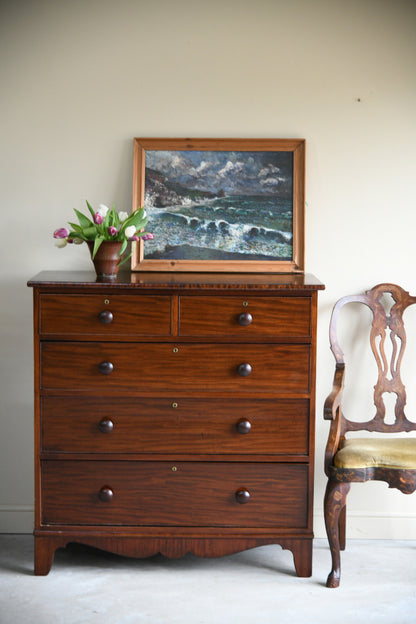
(329, 283), (416, 434)
(324, 283), (416, 588)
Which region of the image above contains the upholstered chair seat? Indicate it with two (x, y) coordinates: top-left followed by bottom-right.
(334, 438), (416, 470)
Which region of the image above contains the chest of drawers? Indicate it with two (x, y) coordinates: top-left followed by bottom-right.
(28, 270), (324, 576)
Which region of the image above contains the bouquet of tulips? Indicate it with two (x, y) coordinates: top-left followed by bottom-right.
(53, 201), (153, 264)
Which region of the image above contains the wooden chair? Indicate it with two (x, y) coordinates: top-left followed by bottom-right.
(324, 283), (416, 588)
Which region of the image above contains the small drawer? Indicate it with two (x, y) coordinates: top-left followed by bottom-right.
(41, 461), (308, 527)
(39, 294), (172, 337)
(41, 397), (309, 455)
(179, 296), (311, 337)
(40, 343), (310, 394)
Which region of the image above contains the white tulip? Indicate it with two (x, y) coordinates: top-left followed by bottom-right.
(125, 225), (136, 238)
(55, 238), (67, 248)
(118, 211), (129, 222)
(98, 204), (109, 217)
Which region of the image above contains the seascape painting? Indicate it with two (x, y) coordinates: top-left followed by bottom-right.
(142, 150), (294, 261)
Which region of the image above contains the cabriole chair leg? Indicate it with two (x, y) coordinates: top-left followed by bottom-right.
(324, 480), (350, 588)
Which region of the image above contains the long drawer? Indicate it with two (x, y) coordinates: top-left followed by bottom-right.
(179, 296), (311, 337)
(39, 294), (172, 337)
(41, 461), (308, 527)
(40, 343), (311, 393)
(39, 293), (312, 340)
(41, 397), (310, 455)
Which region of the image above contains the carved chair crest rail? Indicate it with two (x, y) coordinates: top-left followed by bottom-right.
(324, 283), (416, 588)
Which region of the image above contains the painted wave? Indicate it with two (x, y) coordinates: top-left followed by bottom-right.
(144, 196), (293, 261)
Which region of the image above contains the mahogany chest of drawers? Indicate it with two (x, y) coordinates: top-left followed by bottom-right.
(28, 270), (324, 575)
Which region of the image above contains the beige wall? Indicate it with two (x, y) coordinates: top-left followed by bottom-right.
(1, 0), (416, 537)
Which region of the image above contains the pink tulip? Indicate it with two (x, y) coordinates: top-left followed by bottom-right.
(53, 228), (69, 239)
(141, 233), (154, 241)
(108, 226), (118, 237)
(94, 212), (103, 225)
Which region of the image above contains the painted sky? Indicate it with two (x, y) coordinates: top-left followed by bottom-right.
(145, 150), (293, 196)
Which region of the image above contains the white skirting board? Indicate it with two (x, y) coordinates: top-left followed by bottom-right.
(0, 506), (34, 534)
(313, 510), (416, 540)
(1, 506), (416, 539)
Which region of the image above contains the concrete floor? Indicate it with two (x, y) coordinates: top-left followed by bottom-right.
(0, 536), (415, 624)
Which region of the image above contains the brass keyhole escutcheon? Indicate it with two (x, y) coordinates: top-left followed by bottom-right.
(242, 301), (249, 307)
(171, 466), (177, 472)
(104, 299), (110, 305)
(173, 347), (179, 354)
(172, 402), (178, 409)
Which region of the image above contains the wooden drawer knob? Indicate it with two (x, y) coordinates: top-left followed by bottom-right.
(236, 419), (252, 434)
(98, 310), (114, 324)
(237, 363), (252, 377)
(238, 312), (253, 326)
(98, 419), (114, 433)
(98, 486), (114, 502)
(235, 488), (251, 504)
(98, 361), (114, 375)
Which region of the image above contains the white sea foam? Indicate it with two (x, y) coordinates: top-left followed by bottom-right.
(144, 195), (293, 258)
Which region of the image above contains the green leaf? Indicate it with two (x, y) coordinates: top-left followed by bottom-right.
(82, 225), (97, 239)
(68, 232), (85, 241)
(74, 208), (94, 230)
(86, 201), (95, 220)
(68, 222), (84, 233)
(127, 214), (148, 230)
(117, 250), (132, 266)
(104, 206), (113, 228)
(92, 236), (104, 259)
(119, 238), (128, 256)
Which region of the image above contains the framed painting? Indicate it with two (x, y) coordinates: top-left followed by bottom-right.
(131, 138), (305, 273)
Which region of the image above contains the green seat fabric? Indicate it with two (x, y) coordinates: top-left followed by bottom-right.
(334, 438), (416, 470)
